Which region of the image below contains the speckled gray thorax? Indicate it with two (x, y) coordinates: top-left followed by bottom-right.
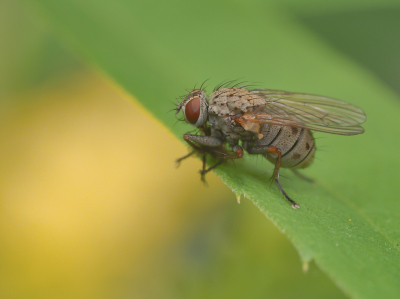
(208, 87), (266, 116)
(208, 87), (262, 144)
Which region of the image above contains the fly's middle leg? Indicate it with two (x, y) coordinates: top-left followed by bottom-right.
(181, 134), (243, 183)
(199, 159), (224, 183)
(198, 143), (244, 180)
(198, 144), (244, 183)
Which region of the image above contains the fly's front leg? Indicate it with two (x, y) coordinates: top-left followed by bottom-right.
(183, 134), (224, 147)
(176, 134), (223, 165)
(183, 134), (225, 184)
(184, 135), (225, 181)
(175, 151), (196, 168)
(183, 134), (243, 160)
(176, 135), (215, 170)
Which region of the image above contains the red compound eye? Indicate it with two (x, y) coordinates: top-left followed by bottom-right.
(185, 97), (200, 124)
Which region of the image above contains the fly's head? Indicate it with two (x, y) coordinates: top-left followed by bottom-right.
(175, 89), (208, 128)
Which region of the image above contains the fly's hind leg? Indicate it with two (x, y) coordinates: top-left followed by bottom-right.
(274, 179), (300, 209)
(267, 146), (300, 209)
(292, 169), (315, 184)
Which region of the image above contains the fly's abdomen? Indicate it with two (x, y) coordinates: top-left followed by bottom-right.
(265, 126), (315, 169)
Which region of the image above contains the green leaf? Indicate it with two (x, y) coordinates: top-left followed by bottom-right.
(23, 0), (400, 298)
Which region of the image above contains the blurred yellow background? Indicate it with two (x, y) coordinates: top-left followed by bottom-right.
(0, 69), (234, 297)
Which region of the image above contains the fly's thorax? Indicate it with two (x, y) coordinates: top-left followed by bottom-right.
(208, 115), (232, 134)
(209, 114), (254, 144)
(209, 87), (265, 116)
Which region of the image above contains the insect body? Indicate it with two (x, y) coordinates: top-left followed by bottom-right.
(175, 84), (366, 209)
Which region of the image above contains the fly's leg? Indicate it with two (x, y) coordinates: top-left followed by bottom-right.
(199, 144), (244, 183)
(175, 135), (207, 167)
(181, 134), (243, 183)
(178, 135), (222, 165)
(202, 154), (207, 173)
(245, 143), (300, 209)
(267, 146), (300, 209)
(183, 134), (244, 158)
(275, 179), (300, 209)
(183, 134), (224, 183)
(200, 154), (209, 185)
(176, 151), (196, 168)
(292, 169), (315, 184)
(267, 146), (281, 181)
(199, 159), (225, 183)
(183, 134), (224, 147)
(231, 144), (244, 158)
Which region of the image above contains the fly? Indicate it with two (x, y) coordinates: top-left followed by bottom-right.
(175, 82), (366, 209)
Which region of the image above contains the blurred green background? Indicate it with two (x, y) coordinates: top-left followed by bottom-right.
(1, 0), (400, 298)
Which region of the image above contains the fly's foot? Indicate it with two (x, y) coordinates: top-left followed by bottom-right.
(290, 201), (301, 209)
(198, 158), (225, 186)
(265, 146), (300, 208)
(175, 159), (182, 168)
(198, 169), (210, 187)
(275, 178), (300, 209)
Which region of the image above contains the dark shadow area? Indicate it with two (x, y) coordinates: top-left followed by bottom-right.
(300, 8), (400, 95)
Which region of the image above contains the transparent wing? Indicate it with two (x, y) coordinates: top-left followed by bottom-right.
(240, 89), (366, 135)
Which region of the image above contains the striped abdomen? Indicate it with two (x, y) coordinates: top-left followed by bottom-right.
(249, 124), (316, 169)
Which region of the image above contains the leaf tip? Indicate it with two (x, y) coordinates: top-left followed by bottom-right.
(302, 261), (309, 273)
(236, 193), (242, 204)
